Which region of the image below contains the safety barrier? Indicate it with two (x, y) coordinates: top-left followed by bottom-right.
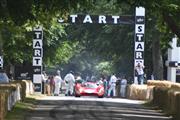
(126, 80), (180, 119)
(0, 80), (34, 120)
(126, 84), (154, 100)
(151, 81), (180, 119)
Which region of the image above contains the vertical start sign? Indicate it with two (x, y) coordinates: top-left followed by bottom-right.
(33, 27), (43, 93)
(134, 7), (145, 83)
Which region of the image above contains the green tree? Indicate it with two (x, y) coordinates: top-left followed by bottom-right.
(116, 0), (179, 79)
(65, 0), (135, 77)
(0, 0), (95, 71)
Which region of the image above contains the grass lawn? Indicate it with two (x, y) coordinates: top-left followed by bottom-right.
(5, 97), (38, 120)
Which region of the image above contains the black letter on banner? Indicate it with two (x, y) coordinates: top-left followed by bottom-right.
(136, 43), (143, 50)
(136, 34), (144, 42)
(33, 49), (42, 57)
(34, 58), (40, 65)
(34, 41), (41, 48)
(138, 26), (142, 32)
(34, 31), (42, 39)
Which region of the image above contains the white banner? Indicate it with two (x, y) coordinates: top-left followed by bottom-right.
(33, 74), (42, 83)
(0, 56), (3, 68)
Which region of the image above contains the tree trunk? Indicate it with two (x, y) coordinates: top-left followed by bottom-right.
(152, 31), (164, 80)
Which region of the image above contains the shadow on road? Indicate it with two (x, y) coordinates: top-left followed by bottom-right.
(25, 97), (172, 120)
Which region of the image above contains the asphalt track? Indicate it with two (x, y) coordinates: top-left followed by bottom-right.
(25, 96), (172, 120)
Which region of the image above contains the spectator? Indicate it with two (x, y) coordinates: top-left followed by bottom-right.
(120, 76), (127, 98)
(41, 71), (48, 94)
(135, 63), (145, 85)
(56, 70), (63, 93)
(108, 73), (117, 97)
(45, 76), (51, 96)
(102, 75), (108, 97)
(54, 72), (63, 96)
(49, 75), (55, 95)
(64, 71), (75, 96)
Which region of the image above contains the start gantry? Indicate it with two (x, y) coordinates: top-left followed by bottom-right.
(58, 14), (134, 24)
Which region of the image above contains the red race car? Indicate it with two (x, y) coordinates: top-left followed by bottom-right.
(74, 80), (104, 98)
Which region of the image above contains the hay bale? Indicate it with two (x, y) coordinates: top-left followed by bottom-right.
(166, 83), (180, 116)
(0, 91), (8, 120)
(167, 89), (180, 115)
(153, 87), (169, 109)
(22, 80), (34, 95)
(10, 80), (26, 101)
(146, 86), (155, 100)
(147, 80), (172, 88)
(127, 84), (148, 100)
(175, 93), (180, 119)
(0, 93), (5, 120)
(0, 84), (17, 91)
(171, 83), (180, 90)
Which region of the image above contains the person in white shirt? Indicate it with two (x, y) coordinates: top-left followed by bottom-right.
(42, 71), (48, 82)
(64, 71), (75, 96)
(108, 74), (117, 97)
(54, 73), (63, 96)
(41, 71), (48, 94)
(120, 76), (127, 98)
(135, 63), (145, 85)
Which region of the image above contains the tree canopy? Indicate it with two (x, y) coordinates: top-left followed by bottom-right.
(0, 0), (179, 79)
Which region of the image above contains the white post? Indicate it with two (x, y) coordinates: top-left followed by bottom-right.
(0, 56), (3, 69)
(167, 37), (177, 82)
(33, 26), (43, 93)
(134, 7), (145, 84)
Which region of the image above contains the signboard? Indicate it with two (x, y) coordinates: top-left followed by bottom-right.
(33, 27), (43, 93)
(134, 7), (145, 83)
(58, 15), (134, 24)
(34, 83), (42, 92)
(33, 74), (42, 83)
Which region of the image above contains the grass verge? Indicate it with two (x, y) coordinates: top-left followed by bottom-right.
(5, 97), (38, 120)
